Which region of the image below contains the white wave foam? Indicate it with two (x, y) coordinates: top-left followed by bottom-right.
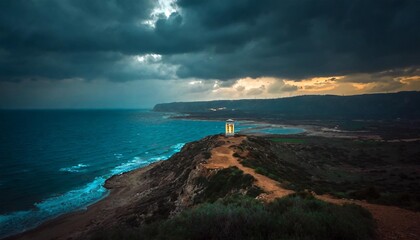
(110, 156), (149, 175)
(0, 142), (185, 238)
(59, 163), (90, 173)
(0, 176), (107, 238)
(171, 143), (185, 152)
(110, 143), (184, 176)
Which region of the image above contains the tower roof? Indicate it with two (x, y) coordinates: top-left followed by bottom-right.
(226, 119), (234, 122)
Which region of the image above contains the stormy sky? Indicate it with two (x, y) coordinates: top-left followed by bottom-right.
(0, 0), (419, 108)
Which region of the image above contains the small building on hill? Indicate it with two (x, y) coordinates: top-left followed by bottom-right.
(225, 119), (235, 136)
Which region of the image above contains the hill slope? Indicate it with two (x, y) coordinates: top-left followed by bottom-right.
(153, 91), (420, 120)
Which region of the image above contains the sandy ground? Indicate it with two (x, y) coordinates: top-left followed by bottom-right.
(204, 135), (420, 240)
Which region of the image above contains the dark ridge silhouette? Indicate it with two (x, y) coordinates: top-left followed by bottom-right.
(153, 91), (420, 120)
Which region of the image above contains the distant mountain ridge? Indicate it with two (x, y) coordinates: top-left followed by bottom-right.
(153, 91), (420, 120)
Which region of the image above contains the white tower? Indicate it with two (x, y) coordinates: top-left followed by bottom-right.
(225, 119), (235, 136)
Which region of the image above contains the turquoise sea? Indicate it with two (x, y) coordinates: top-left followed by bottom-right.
(0, 110), (304, 238)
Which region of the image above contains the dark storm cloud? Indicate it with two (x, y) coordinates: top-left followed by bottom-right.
(0, 0), (419, 82)
(170, 0), (420, 80)
(0, 0), (164, 81)
(0, 51), (174, 81)
(0, 0), (154, 53)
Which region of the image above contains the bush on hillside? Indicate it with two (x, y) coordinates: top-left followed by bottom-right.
(194, 167), (259, 203)
(92, 195), (375, 240)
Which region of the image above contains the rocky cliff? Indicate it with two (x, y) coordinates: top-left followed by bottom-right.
(102, 134), (259, 227)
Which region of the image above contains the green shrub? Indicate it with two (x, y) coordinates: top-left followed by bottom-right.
(246, 186), (264, 198)
(349, 186), (381, 200)
(93, 195), (375, 240)
(270, 138), (305, 143)
(254, 167), (268, 176)
(202, 151), (211, 159)
(194, 167), (256, 203)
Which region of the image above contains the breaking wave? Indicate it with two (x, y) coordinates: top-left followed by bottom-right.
(59, 163), (90, 173)
(0, 143), (184, 238)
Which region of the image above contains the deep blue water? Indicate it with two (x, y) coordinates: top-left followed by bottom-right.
(0, 110), (303, 238)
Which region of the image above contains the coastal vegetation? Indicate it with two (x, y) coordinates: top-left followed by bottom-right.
(194, 166), (263, 203)
(236, 136), (420, 211)
(92, 194), (375, 240)
(270, 138), (305, 143)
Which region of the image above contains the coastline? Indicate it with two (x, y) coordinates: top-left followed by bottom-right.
(5, 132), (420, 240)
(2, 115), (257, 240)
(171, 114), (383, 140)
(170, 112), (420, 140)
(1, 119), (309, 240)
(5, 162), (161, 240)
(4, 114), (418, 239)
(5, 133), (222, 240)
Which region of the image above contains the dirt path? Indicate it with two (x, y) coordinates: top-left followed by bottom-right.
(203, 136), (293, 201)
(317, 195), (420, 240)
(204, 135), (420, 240)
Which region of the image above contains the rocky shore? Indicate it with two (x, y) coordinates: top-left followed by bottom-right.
(6, 135), (242, 240)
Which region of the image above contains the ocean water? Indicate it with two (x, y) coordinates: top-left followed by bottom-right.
(0, 110), (303, 238)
